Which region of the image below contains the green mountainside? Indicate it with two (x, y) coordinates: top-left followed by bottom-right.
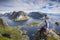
(0, 18), (29, 40)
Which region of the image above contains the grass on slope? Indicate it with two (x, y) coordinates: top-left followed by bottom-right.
(0, 26), (23, 40)
(27, 21), (40, 26)
(47, 36), (58, 40)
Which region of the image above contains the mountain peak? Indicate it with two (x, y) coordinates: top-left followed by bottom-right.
(9, 11), (29, 21)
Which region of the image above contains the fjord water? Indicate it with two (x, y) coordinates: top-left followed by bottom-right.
(1, 16), (42, 40)
(1, 14), (60, 40)
(48, 14), (60, 32)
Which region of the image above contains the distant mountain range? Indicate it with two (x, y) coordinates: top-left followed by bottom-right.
(0, 11), (49, 21)
(28, 12), (47, 19)
(8, 11), (30, 21)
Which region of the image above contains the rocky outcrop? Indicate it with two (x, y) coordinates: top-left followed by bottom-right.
(34, 27), (47, 40)
(0, 18), (8, 28)
(34, 27), (59, 40)
(55, 22), (60, 26)
(0, 25), (29, 40)
(10, 11), (29, 21)
(28, 12), (47, 19)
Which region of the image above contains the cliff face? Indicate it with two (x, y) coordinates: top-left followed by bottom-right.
(34, 27), (47, 40)
(0, 18), (8, 28)
(34, 27), (59, 40)
(10, 11), (29, 21)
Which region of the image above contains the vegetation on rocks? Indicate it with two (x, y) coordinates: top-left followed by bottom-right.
(55, 22), (60, 26)
(34, 27), (58, 40)
(47, 36), (58, 40)
(0, 26), (29, 40)
(27, 21), (40, 26)
(0, 18), (29, 40)
(9, 11), (29, 21)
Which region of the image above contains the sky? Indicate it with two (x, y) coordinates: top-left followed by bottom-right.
(0, 0), (60, 14)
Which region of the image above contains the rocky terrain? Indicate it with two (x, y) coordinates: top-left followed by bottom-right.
(28, 12), (47, 19)
(0, 18), (8, 28)
(55, 22), (60, 26)
(34, 27), (60, 40)
(0, 18), (29, 40)
(0, 11), (60, 40)
(9, 11), (29, 21)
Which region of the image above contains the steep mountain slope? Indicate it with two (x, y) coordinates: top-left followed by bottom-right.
(34, 27), (59, 40)
(0, 18), (8, 28)
(0, 18), (29, 40)
(9, 11), (29, 21)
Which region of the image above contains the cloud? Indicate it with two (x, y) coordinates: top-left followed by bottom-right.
(50, 0), (60, 2)
(0, 0), (9, 2)
(41, 6), (47, 9)
(0, 0), (60, 14)
(0, 4), (13, 7)
(50, 0), (57, 1)
(48, 3), (54, 6)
